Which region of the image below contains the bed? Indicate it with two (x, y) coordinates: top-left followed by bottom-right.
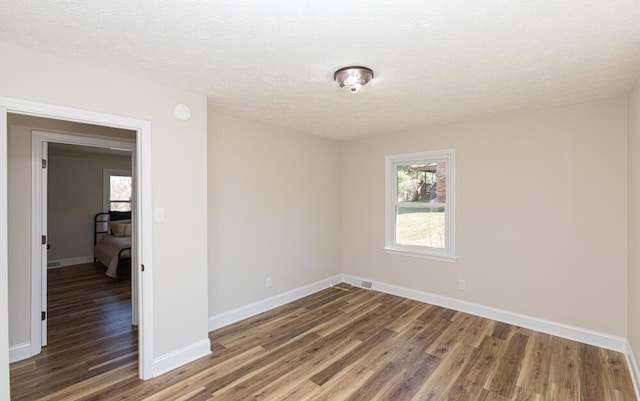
(94, 211), (132, 280)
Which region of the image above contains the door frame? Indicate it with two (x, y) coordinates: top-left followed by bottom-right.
(31, 130), (137, 352)
(0, 96), (154, 380)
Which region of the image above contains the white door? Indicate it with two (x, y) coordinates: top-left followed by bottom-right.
(41, 141), (48, 347)
(130, 150), (139, 326)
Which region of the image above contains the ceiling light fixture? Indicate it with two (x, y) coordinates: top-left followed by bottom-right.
(334, 66), (374, 95)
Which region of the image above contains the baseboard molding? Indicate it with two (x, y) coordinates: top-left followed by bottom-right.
(208, 275), (342, 332)
(48, 256), (94, 269)
(9, 342), (31, 363)
(626, 340), (640, 400)
(206, 272), (626, 354)
(341, 274), (627, 353)
(152, 338), (212, 377)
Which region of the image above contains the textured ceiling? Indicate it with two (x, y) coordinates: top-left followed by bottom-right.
(1, 1), (640, 140)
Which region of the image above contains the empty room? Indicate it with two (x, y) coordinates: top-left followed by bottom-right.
(2, 1), (640, 400)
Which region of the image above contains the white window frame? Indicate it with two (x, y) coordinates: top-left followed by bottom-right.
(103, 168), (132, 212)
(384, 149), (457, 262)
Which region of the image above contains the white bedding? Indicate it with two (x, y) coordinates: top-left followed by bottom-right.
(94, 235), (131, 278)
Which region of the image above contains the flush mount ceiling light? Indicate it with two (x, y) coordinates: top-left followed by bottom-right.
(334, 66), (374, 95)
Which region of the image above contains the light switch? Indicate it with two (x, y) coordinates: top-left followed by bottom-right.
(154, 207), (165, 222)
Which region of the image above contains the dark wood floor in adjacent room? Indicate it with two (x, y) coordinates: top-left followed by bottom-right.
(10, 267), (637, 401)
(9, 263), (137, 401)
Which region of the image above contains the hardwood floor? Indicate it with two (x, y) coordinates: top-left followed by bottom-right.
(10, 274), (637, 400)
(10, 263), (136, 401)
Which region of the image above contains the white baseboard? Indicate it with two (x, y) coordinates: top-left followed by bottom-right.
(341, 274), (627, 353)
(208, 275), (342, 332)
(9, 342), (31, 363)
(48, 256), (94, 268)
(206, 272), (626, 354)
(626, 340), (640, 401)
(152, 338), (212, 377)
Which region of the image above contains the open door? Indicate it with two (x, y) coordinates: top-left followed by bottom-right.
(131, 150), (139, 327)
(40, 141), (48, 347)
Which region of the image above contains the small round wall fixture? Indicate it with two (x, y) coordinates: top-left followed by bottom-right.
(174, 103), (192, 121)
(334, 66), (374, 95)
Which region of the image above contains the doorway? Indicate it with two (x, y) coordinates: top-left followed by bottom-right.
(31, 129), (137, 352)
(1, 97), (154, 384)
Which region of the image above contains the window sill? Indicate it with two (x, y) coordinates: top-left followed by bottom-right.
(383, 247), (457, 263)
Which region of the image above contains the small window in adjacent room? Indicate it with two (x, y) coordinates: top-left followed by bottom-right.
(384, 149), (456, 262)
(103, 169), (132, 212)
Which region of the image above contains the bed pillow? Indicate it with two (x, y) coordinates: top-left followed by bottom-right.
(109, 222), (132, 237)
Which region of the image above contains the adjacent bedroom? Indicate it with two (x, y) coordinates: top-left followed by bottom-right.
(6, 114), (140, 399)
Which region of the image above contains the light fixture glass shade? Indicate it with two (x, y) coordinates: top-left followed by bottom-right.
(334, 66), (374, 95)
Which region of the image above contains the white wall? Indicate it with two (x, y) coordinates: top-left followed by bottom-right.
(628, 76), (640, 362)
(48, 145), (132, 262)
(0, 41), (209, 373)
(207, 112), (341, 316)
(341, 98), (628, 336)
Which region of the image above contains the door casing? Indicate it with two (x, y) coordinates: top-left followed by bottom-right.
(1, 96), (154, 381)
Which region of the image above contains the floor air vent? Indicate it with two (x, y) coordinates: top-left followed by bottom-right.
(361, 281), (373, 289)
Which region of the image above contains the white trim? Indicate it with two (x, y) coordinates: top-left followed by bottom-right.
(384, 149), (456, 260)
(136, 115), (154, 380)
(47, 256), (95, 268)
(9, 342), (31, 363)
(626, 340), (640, 400)
(1, 96), (154, 380)
(0, 106), (8, 401)
(208, 275), (343, 331)
(340, 274), (627, 352)
(152, 338), (211, 377)
(383, 247), (458, 263)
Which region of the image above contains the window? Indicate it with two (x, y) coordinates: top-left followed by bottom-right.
(385, 149), (456, 262)
(103, 169), (132, 212)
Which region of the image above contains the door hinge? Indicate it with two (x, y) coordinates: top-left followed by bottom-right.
(42, 159), (47, 168)
(41, 311), (46, 321)
(141, 264), (145, 272)
(41, 235), (47, 245)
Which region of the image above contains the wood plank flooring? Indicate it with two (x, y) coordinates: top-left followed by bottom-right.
(10, 263), (136, 401)
(10, 268), (637, 400)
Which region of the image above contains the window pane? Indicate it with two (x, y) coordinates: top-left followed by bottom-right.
(396, 207), (445, 248)
(110, 201), (132, 212)
(396, 161), (446, 203)
(110, 176), (132, 201)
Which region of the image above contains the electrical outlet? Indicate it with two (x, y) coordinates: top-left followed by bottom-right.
(266, 277), (273, 288)
(458, 279), (466, 290)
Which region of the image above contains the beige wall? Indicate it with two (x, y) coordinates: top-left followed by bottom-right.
(207, 112), (341, 315)
(48, 145), (132, 262)
(9, 114), (137, 140)
(341, 98), (628, 336)
(7, 124), (31, 347)
(628, 77), (640, 357)
(1, 42), (209, 362)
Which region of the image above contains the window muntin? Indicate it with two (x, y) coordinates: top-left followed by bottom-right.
(385, 150), (455, 261)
